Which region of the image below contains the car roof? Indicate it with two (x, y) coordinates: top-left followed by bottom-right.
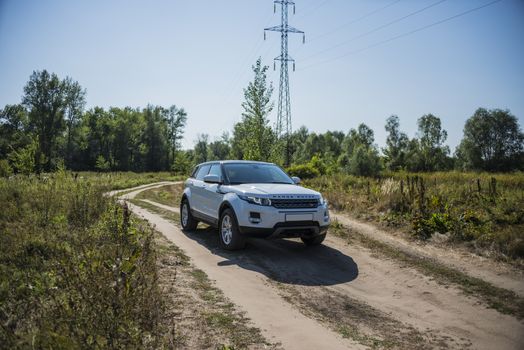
(196, 160), (274, 167)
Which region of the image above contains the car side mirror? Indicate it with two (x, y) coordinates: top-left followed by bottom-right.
(204, 174), (222, 184)
(291, 176), (301, 185)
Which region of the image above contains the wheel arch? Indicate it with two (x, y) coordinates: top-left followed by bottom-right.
(181, 186), (192, 206)
(219, 201), (234, 217)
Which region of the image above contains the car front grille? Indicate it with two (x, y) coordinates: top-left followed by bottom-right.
(271, 198), (319, 209)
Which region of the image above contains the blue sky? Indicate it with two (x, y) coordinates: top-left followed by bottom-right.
(1, 0), (523, 152)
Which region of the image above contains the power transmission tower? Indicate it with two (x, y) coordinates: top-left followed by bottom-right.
(264, 0), (305, 166)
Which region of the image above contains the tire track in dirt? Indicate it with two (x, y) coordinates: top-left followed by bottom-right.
(331, 212), (524, 297)
(120, 183), (360, 350)
(116, 183), (524, 349)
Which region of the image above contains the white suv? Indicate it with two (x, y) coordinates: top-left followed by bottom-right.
(180, 160), (330, 250)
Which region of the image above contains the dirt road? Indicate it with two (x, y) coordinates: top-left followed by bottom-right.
(114, 183), (524, 350)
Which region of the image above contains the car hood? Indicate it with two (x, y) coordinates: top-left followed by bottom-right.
(227, 183), (321, 199)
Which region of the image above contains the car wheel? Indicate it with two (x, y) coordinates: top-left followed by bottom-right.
(180, 199), (198, 231)
(219, 208), (245, 250)
(301, 233), (326, 246)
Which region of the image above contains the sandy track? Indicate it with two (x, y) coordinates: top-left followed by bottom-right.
(118, 183), (359, 349)
(331, 212), (524, 297)
(116, 183), (524, 349)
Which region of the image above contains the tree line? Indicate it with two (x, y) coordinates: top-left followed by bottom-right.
(185, 58), (524, 176)
(1, 70), (187, 174)
(1, 64), (523, 176)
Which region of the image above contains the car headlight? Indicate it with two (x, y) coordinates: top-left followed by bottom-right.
(319, 195), (327, 206)
(239, 195), (272, 206)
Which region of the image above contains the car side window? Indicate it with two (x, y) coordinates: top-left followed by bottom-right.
(195, 164), (211, 181)
(208, 164), (222, 179)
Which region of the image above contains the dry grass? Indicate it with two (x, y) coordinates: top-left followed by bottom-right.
(0, 171), (167, 348)
(305, 172), (524, 261)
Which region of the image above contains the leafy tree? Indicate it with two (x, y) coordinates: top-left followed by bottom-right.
(456, 108), (524, 171)
(95, 155), (110, 171)
(208, 133), (231, 160)
(296, 132), (325, 164)
(172, 151), (193, 175)
(407, 114), (450, 171)
(22, 70), (69, 171)
(63, 77), (86, 168)
(194, 134), (209, 164)
(8, 139), (37, 174)
(20, 71), (85, 171)
(348, 144), (381, 177)
(166, 105), (187, 165)
(383, 115), (409, 171)
(0, 104), (30, 160)
(232, 58), (276, 162)
(0, 159), (12, 177)
(342, 123), (375, 155)
(340, 123), (381, 176)
(324, 131), (345, 159)
(111, 107), (144, 171)
(82, 107), (115, 170)
(142, 106), (169, 171)
(290, 126), (310, 162)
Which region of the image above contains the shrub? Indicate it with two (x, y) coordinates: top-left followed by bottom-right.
(8, 140), (36, 174)
(347, 145), (381, 177)
(95, 155), (111, 171)
(286, 163), (320, 179)
(0, 159), (13, 177)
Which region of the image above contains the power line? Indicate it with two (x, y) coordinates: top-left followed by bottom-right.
(300, 0), (448, 63)
(294, 0), (331, 19)
(308, 0), (402, 43)
(219, 9), (276, 109)
(299, 0), (504, 71)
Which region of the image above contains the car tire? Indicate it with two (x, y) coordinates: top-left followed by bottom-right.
(219, 208), (245, 250)
(301, 233), (326, 246)
(180, 199), (198, 231)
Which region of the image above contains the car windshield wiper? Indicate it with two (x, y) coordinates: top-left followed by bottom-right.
(268, 181), (293, 184)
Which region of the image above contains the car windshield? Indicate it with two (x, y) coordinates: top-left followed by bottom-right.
(223, 163), (294, 185)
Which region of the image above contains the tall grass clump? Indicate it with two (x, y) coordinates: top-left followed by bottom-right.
(305, 172), (524, 260)
(0, 172), (166, 348)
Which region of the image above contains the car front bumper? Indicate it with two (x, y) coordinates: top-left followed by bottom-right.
(239, 221), (329, 239)
(233, 200), (330, 239)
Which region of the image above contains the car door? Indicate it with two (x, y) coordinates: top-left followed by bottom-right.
(190, 164), (211, 215)
(202, 163), (224, 219)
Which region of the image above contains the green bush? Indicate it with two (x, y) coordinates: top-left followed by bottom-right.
(8, 140), (37, 174)
(347, 145), (382, 177)
(0, 159), (13, 177)
(286, 163), (320, 179)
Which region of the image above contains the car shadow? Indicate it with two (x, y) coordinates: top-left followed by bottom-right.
(181, 225), (358, 287)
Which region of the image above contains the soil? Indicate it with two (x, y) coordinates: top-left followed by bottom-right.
(112, 182), (524, 350)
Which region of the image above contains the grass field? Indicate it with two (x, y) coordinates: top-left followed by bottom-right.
(2, 169), (522, 347)
(305, 172), (524, 261)
(0, 172), (274, 349)
(75, 171), (183, 190)
(0, 171), (169, 348)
